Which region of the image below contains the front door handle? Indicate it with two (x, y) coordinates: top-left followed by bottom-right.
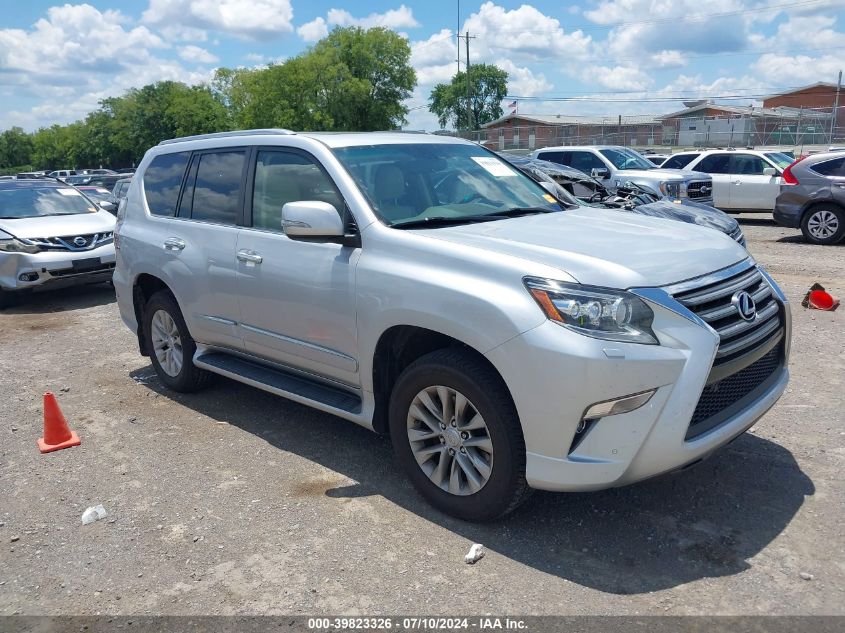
(163, 237), (186, 251)
(733, 181), (742, 185)
(237, 249), (263, 264)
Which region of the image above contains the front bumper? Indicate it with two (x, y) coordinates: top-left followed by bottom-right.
(0, 244), (115, 292)
(485, 276), (790, 492)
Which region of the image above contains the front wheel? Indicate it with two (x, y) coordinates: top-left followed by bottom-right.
(143, 290), (212, 392)
(389, 348), (531, 521)
(801, 205), (845, 245)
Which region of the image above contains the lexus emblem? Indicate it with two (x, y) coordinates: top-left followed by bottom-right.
(700, 185), (711, 194)
(732, 291), (757, 321)
(73, 236), (87, 247)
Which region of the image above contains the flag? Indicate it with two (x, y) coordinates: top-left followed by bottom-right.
(507, 100), (517, 109)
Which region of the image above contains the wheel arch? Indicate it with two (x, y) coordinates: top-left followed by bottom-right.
(132, 273), (174, 356)
(370, 325), (516, 435)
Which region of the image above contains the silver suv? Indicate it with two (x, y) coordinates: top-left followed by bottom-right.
(532, 145), (714, 205)
(115, 130), (790, 521)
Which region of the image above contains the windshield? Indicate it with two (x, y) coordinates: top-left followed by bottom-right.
(332, 143), (561, 226)
(0, 186), (98, 218)
(765, 153), (794, 170)
(599, 148), (655, 171)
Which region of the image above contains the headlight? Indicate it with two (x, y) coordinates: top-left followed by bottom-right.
(0, 236), (40, 254)
(658, 181), (684, 198)
(525, 277), (658, 345)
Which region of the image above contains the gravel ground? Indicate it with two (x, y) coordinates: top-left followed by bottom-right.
(0, 214), (843, 616)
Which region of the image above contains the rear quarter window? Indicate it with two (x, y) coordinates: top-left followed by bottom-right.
(811, 157), (845, 177)
(143, 152), (190, 216)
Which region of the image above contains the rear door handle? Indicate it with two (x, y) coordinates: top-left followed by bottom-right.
(237, 249), (263, 264)
(163, 237), (186, 251)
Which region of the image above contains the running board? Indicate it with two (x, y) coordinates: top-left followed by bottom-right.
(194, 351), (362, 414)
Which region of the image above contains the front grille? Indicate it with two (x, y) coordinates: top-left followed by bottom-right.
(686, 180), (712, 200)
(672, 262), (783, 367)
(25, 233), (113, 252)
(687, 345), (781, 439)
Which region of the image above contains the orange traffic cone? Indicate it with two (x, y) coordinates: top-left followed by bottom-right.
(37, 392), (81, 454)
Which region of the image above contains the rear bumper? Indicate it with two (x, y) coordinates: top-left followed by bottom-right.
(773, 199), (803, 228)
(0, 245), (115, 292)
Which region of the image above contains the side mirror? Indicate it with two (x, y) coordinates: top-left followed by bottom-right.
(591, 167), (610, 179)
(762, 167), (777, 177)
(282, 201), (344, 239)
(98, 200), (117, 212)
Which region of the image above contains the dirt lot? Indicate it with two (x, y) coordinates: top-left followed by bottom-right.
(0, 215), (843, 616)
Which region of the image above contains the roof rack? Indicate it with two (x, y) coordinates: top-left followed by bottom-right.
(158, 129), (295, 146)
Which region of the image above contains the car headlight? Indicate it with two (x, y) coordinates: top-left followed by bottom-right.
(0, 233), (40, 254)
(658, 181), (684, 198)
(525, 277), (658, 345)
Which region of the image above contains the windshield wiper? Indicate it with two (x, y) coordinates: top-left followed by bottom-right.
(392, 207), (558, 230)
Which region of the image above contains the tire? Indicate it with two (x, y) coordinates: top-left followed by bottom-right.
(143, 290), (212, 392)
(388, 348), (531, 521)
(0, 289), (12, 310)
(800, 204), (845, 245)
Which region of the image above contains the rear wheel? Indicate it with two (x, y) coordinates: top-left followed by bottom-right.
(143, 290), (212, 392)
(389, 348), (531, 521)
(801, 205), (845, 245)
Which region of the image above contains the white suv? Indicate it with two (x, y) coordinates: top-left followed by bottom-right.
(670, 150), (795, 212)
(114, 130), (790, 521)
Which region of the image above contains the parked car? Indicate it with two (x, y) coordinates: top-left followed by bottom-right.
(48, 169), (77, 180)
(110, 177), (132, 203)
(76, 186), (118, 213)
(115, 130), (790, 521)
(65, 174), (125, 191)
(79, 168), (117, 175)
(678, 149), (795, 212)
(774, 152), (845, 245)
(116, 168), (136, 175)
(16, 171), (49, 179)
(0, 179), (116, 307)
(500, 155), (745, 245)
(532, 145), (714, 206)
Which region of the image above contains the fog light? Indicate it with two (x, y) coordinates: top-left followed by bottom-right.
(18, 272), (39, 282)
(582, 389), (656, 421)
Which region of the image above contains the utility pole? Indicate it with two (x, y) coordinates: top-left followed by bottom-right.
(830, 70), (842, 145)
(456, 0), (460, 79)
(458, 31), (476, 132)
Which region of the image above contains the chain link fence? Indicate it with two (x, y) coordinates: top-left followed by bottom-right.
(459, 106), (844, 153)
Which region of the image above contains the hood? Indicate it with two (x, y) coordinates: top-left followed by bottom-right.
(416, 208), (747, 289)
(0, 210), (116, 239)
(626, 200), (739, 236)
(616, 168), (710, 182)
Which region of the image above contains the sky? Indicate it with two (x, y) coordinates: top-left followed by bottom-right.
(1, 0), (844, 132)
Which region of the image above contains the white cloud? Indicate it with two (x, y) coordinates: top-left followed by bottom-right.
(297, 17), (328, 42)
(178, 45), (219, 64)
(298, 4), (420, 42)
(582, 65), (654, 91)
(463, 2), (592, 62)
(143, 0), (294, 40)
(496, 59), (552, 96)
(326, 5), (420, 30)
(751, 53), (845, 85)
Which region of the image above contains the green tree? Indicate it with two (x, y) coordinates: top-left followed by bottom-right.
(429, 63), (508, 130)
(0, 127), (34, 169)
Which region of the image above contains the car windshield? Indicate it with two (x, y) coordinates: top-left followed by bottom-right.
(599, 148), (655, 170)
(0, 186), (98, 218)
(332, 142), (561, 227)
(765, 153), (794, 170)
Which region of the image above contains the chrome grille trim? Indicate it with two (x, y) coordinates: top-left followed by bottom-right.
(678, 268), (762, 306)
(668, 258), (784, 368)
(24, 232), (114, 252)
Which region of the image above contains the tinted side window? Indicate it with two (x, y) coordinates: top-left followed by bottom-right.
(570, 151), (606, 174)
(696, 154), (731, 174)
(811, 157), (845, 177)
(730, 154), (768, 175)
(143, 152), (190, 216)
(251, 151), (343, 232)
(188, 151), (246, 225)
(535, 151), (570, 166)
(663, 154), (698, 169)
